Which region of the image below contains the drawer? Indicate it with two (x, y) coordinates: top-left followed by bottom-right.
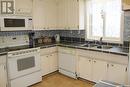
(58, 47), (76, 54)
(107, 54), (128, 65)
(0, 55), (6, 64)
(40, 47), (57, 55)
(77, 49), (90, 57)
(77, 49), (128, 65)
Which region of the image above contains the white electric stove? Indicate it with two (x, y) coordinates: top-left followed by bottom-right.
(7, 47), (42, 87)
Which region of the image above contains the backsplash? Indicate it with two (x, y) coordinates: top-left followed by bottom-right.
(33, 30), (85, 38)
(58, 30), (85, 38)
(34, 30), (60, 38)
(0, 30), (32, 36)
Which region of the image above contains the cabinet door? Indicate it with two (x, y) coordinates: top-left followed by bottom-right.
(33, 0), (57, 30)
(15, 0), (33, 15)
(0, 64), (7, 87)
(92, 60), (107, 82)
(57, 0), (68, 29)
(67, 0), (79, 29)
(41, 55), (50, 76)
(78, 56), (92, 81)
(108, 63), (127, 84)
(58, 0), (79, 30)
(59, 53), (76, 72)
(33, 0), (47, 30)
(50, 53), (58, 72)
(45, 0), (58, 29)
(123, 0), (130, 10)
(58, 0), (84, 30)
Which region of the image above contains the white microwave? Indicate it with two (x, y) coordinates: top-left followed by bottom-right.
(0, 16), (33, 31)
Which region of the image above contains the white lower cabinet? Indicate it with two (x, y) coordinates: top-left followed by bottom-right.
(107, 63), (127, 84)
(41, 54), (50, 76)
(40, 47), (128, 84)
(79, 56), (92, 81)
(0, 64), (7, 87)
(78, 56), (107, 82)
(0, 55), (7, 87)
(40, 47), (58, 76)
(78, 50), (128, 84)
(41, 53), (58, 76)
(50, 53), (58, 73)
(92, 60), (107, 82)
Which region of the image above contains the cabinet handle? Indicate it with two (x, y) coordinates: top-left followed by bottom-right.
(111, 64), (114, 67)
(4, 65), (6, 70)
(94, 61), (96, 63)
(126, 67), (128, 72)
(77, 25), (79, 29)
(107, 64), (109, 68)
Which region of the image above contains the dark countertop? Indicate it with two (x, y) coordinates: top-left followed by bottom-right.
(0, 42), (129, 56)
(0, 45), (33, 55)
(58, 42), (129, 56)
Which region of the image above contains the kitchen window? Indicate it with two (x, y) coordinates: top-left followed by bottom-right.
(85, 0), (123, 43)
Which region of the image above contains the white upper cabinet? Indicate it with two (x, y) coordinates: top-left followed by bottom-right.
(57, 0), (85, 30)
(33, 0), (58, 30)
(57, 0), (67, 29)
(123, 0), (130, 10)
(33, 0), (84, 30)
(15, 0), (33, 16)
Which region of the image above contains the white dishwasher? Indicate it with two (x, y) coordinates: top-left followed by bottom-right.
(58, 47), (77, 78)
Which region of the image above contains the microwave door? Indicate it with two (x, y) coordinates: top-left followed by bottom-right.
(4, 18), (25, 27)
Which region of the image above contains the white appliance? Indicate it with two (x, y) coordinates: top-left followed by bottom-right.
(0, 35), (29, 48)
(0, 16), (33, 31)
(58, 47), (77, 78)
(128, 43), (130, 85)
(55, 34), (60, 43)
(7, 47), (42, 87)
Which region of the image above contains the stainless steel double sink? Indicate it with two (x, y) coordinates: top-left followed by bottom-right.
(81, 44), (113, 50)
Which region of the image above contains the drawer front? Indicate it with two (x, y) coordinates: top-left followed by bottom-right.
(58, 47), (76, 54)
(40, 47), (57, 55)
(77, 49), (128, 65)
(0, 55), (6, 64)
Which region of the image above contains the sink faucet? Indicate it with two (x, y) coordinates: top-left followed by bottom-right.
(99, 37), (103, 45)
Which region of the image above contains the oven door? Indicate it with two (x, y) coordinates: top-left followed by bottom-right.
(8, 52), (41, 79)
